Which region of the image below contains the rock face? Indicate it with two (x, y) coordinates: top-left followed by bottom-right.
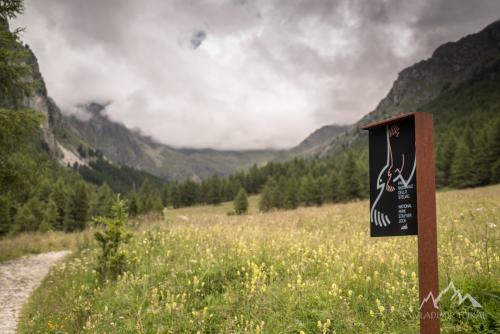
(311, 19), (500, 157)
(24, 45), (84, 163)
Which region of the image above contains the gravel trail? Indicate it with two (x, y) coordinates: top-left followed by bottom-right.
(0, 251), (70, 334)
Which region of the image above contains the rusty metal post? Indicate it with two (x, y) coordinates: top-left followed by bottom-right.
(414, 112), (440, 333)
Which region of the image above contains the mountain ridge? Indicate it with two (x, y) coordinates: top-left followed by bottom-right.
(304, 19), (500, 158)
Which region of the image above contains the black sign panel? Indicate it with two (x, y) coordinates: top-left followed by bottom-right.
(368, 116), (418, 237)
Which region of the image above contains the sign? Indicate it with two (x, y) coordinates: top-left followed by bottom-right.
(367, 116), (417, 237)
(363, 112), (440, 334)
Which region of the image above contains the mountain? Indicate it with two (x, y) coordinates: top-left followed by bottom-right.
(66, 103), (286, 180)
(289, 124), (349, 157)
(298, 19), (500, 158)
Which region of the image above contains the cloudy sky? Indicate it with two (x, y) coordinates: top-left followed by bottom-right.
(15, 0), (500, 150)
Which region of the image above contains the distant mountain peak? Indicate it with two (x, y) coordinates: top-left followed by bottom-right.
(74, 101), (112, 117)
(310, 19), (500, 158)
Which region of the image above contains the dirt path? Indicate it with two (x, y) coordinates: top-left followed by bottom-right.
(0, 251), (70, 334)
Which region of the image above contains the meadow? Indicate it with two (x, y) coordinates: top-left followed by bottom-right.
(19, 186), (499, 333)
(0, 230), (93, 263)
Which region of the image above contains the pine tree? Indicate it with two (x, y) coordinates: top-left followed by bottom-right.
(50, 179), (68, 230)
(274, 177), (288, 209)
(491, 160), (500, 184)
(64, 182), (89, 232)
(436, 134), (456, 187)
(93, 196), (132, 280)
(39, 199), (57, 232)
(90, 183), (114, 218)
(299, 176), (311, 205)
(450, 140), (475, 188)
(14, 201), (37, 232)
(246, 164), (262, 194)
(233, 187), (249, 215)
(0, 1), (34, 107)
(283, 178), (299, 210)
(14, 197), (44, 232)
(161, 185), (169, 207)
(36, 180), (53, 203)
(127, 193), (139, 217)
(327, 170), (340, 202)
(316, 175), (328, 205)
(0, 195), (12, 235)
(486, 120), (500, 183)
(471, 131), (490, 186)
(259, 178), (277, 212)
(357, 155), (369, 198)
(169, 183), (182, 209)
(299, 175), (323, 206)
(226, 178), (242, 201)
(206, 175), (222, 205)
(181, 179), (198, 207)
(339, 151), (363, 201)
(137, 179), (162, 213)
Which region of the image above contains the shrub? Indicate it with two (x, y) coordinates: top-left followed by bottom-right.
(233, 187), (248, 215)
(93, 196), (132, 280)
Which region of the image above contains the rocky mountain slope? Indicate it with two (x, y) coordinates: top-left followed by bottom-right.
(289, 124), (349, 157)
(304, 19), (500, 158)
(66, 103), (286, 180)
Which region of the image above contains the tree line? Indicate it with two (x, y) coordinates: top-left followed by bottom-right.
(164, 150), (369, 211)
(436, 120), (500, 189)
(164, 115), (500, 212)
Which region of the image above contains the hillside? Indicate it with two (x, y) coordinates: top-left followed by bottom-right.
(299, 19), (500, 158)
(289, 124), (349, 157)
(67, 103), (286, 180)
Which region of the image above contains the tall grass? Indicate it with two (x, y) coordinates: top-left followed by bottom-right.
(19, 186), (499, 333)
(0, 230), (93, 262)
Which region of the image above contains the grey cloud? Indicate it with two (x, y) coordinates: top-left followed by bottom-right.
(14, 0), (500, 149)
(190, 30), (207, 49)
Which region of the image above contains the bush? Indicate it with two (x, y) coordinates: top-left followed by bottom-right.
(93, 196), (132, 280)
(233, 187), (248, 215)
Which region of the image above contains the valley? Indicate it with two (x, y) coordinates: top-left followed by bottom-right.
(1, 1), (499, 333)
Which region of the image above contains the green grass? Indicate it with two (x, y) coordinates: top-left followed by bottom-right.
(164, 195), (260, 218)
(19, 186), (500, 333)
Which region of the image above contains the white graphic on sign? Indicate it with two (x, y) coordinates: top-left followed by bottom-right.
(370, 124), (416, 227)
(419, 281), (482, 310)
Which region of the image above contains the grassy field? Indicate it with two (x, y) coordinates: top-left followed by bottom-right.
(0, 231), (93, 263)
(19, 186), (499, 333)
